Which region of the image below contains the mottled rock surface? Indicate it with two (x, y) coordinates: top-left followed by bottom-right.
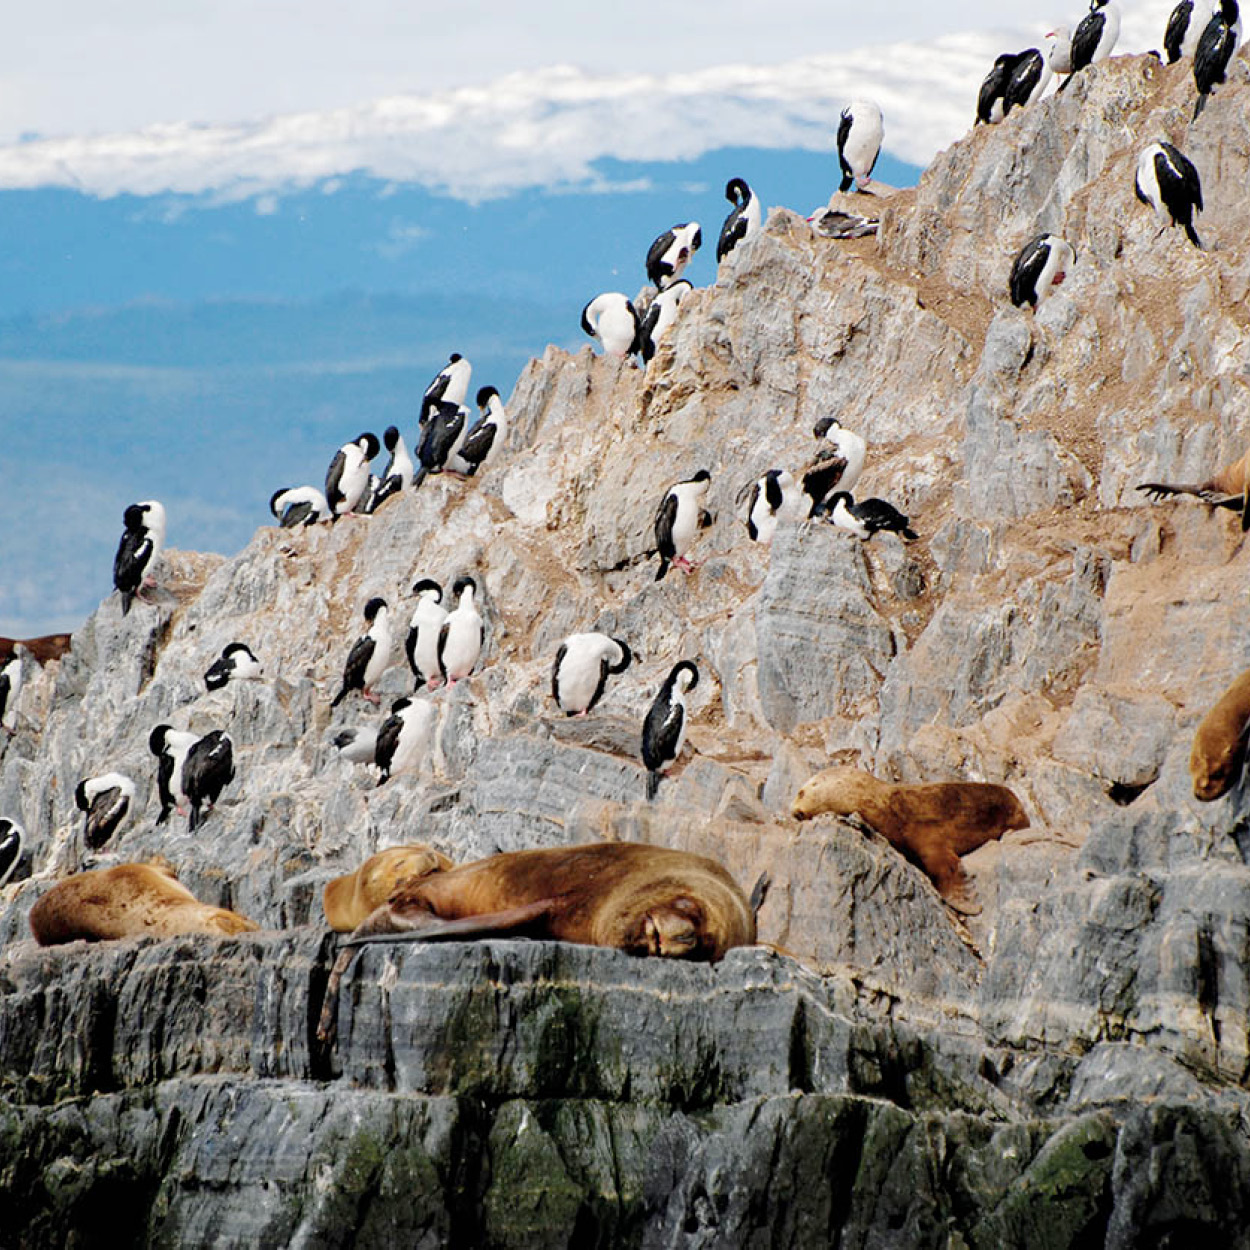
(4, 50), (1250, 1246)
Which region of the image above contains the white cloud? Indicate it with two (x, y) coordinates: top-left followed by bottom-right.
(0, 3), (1176, 207)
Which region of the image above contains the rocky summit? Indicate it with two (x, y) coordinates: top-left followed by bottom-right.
(4, 49), (1250, 1248)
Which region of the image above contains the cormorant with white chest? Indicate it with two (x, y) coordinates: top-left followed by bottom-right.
(0, 649), (22, 735)
(744, 470), (802, 544)
(654, 470), (712, 581)
(1009, 234), (1076, 309)
(646, 223), (702, 289)
(405, 579), (448, 691)
(325, 433), (380, 518)
(365, 426), (415, 511)
(582, 293), (642, 357)
(75, 773), (136, 850)
(437, 576), (484, 686)
(639, 282), (692, 363)
(1135, 142), (1204, 248)
(113, 500), (167, 615)
(149, 724), (200, 824)
(420, 353), (472, 425)
(1166, 0), (1214, 61)
(270, 486), (330, 527)
(551, 633), (633, 717)
(448, 387), (508, 477)
(1065, 0), (1121, 85)
(837, 100), (883, 192)
(205, 642), (264, 691)
(413, 402), (469, 487)
(331, 597), (393, 707)
(803, 418), (867, 517)
(642, 661), (699, 801)
(1193, 0), (1242, 117)
(375, 697), (437, 784)
(0, 818), (22, 887)
(717, 178), (761, 261)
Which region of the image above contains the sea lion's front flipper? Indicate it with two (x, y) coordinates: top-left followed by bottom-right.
(341, 898), (557, 947)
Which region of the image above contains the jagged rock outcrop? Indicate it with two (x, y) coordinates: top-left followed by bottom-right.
(4, 48), (1250, 1246)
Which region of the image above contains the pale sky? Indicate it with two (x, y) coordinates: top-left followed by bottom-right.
(5, 2), (1173, 143)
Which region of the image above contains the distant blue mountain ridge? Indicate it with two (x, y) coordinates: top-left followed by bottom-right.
(0, 145), (920, 634)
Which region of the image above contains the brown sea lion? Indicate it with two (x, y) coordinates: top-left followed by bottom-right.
(0, 634), (72, 666)
(791, 767), (1029, 914)
(28, 861), (259, 945)
(317, 841), (756, 1043)
(323, 844), (455, 932)
(1138, 445), (1250, 531)
(1190, 669), (1250, 801)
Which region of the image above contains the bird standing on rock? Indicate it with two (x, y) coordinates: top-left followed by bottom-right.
(270, 485), (331, 527)
(1009, 234), (1076, 309)
(802, 418), (867, 517)
(406, 579), (448, 691)
(365, 426), (415, 512)
(182, 730), (235, 832)
(639, 282), (692, 363)
(1165, 0), (1214, 61)
(0, 818), (23, 887)
(375, 697), (437, 784)
(75, 773), (135, 850)
(642, 661), (699, 801)
(1065, 0), (1121, 85)
(437, 576), (484, 687)
(1135, 142), (1204, 248)
(654, 470), (712, 581)
(448, 386), (508, 477)
(331, 598), (393, 707)
(836, 100), (883, 192)
(744, 470), (803, 544)
(717, 178), (762, 261)
(646, 222), (702, 290)
(325, 433), (380, 518)
(113, 500), (167, 615)
(552, 633), (633, 717)
(420, 353), (472, 425)
(1193, 0), (1242, 118)
(413, 401), (469, 487)
(582, 293), (643, 358)
(824, 491), (918, 541)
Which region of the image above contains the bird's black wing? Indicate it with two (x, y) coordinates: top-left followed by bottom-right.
(1003, 49), (1043, 112)
(641, 692), (685, 772)
(1194, 15), (1234, 94)
(156, 751), (175, 824)
(1009, 234), (1049, 308)
(332, 636), (375, 706)
(646, 230), (676, 286)
(0, 822), (21, 886)
(457, 419), (497, 474)
(113, 528), (151, 599)
(1164, 0), (1192, 61)
(282, 499), (315, 527)
(417, 403), (465, 474)
(0, 672), (9, 723)
(1157, 148), (1203, 245)
(585, 655), (612, 715)
(1069, 9), (1103, 71)
(436, 621), (451, 680)
(977, 54), (1015, 122)
(325, 449), (348, 510)
(745, 480), (763, 540)
(857, 497), (913, 534)
(717, 205), (747, 261)
(86, 788), (128, 851)
(639, 301), (661, 362)
(375, 712), (402, 781)
(551, 643), (568, 708)
(802, 451), (848, 514)
(405, 625), (422, 682)
(836, 112), (854, 190)
(764, 473), (784, 511)
(205, 656), (231, 690)
(654, 490), (679, 560)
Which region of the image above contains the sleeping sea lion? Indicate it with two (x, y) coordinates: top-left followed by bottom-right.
(28, 861), (258, 945)
(317, 841), (756, 1043)
(1190, 669), (1250, 801)
(323, 844), (455, 931)
(791, 767), (1029, 914)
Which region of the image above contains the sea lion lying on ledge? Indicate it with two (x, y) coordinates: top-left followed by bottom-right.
(323, 844), (455, 931)
(1190, 669), (1250, 801)
(29, 861), (258, 945)
(317, 841), (757, 1044)
(791, 767), (1028, 915)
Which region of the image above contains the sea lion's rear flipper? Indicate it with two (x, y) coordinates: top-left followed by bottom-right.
(914, 844), (982, 917)
(342, 898), (557, 947)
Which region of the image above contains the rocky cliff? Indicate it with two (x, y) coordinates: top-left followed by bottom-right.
(3, 48), (1250, 1247)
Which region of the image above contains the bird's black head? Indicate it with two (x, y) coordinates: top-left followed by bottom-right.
(358, 432), (381, 460)
(689, 469), (712, 485)
(363, 596), (388, 621)
(813, 417), (838, 438)
(74, 779), (90, 810)
(148, 724), (171, 755)
(223, 642), (254, 659)
(123, 503), (148, 530)
(476, 385), (499, 409)
(269, 488), (293, 516)
(452, 575), (477, 599)
(611, 639), (633, 673)
(449, 352), (462, 364)
(411, 577), (443, 600)
(670, 660), (700, 692)
(725, 177), (750, 205)
(390, 696), (412, 714)
(383, 425), (401, 451)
